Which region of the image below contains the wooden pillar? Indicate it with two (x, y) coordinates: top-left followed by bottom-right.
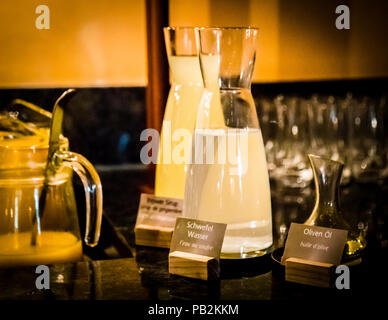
(145, 0), (169, 132)
(144, 0), (170, 191)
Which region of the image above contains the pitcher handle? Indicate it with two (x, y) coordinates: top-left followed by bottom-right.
(54, 150), (103, 247)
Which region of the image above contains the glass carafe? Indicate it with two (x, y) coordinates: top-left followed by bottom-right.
(0, 105), (102, 268)
(304, 154), (366, 259)
(184, 27), (273, 259)
(155, 27), (204, 199)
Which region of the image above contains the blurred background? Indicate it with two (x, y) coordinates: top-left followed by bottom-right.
(0, 0), (387, 250)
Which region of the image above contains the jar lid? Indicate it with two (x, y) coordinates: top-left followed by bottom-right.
(0, 113), (68, 171)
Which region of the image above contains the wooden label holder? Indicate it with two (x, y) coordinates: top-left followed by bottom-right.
(169, 251), (220, 281)
(134, 193), (182, 248)
(168, 217), (227, 281)
(282, 223), (348, 288)
(285, 257), (335, 288)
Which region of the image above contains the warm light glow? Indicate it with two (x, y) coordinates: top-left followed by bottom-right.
(0, 0), (146, 88)
(170, 0), (388, 82)
(0, 0), (387, 87)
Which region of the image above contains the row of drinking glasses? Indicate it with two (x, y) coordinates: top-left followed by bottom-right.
(257, 93), (388, 187)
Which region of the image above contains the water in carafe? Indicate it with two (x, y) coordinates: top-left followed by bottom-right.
(183, 28), (273, 259)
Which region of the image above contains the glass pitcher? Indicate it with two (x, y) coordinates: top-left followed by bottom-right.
(155, 27), (204, 199)
(0, 102), (102, 268)
(184, 27), (273, 259)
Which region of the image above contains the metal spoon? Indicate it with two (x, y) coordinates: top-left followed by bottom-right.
(31, 89), (77, 246)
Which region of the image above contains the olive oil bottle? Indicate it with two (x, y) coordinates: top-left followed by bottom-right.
(304, 154), (366, 260)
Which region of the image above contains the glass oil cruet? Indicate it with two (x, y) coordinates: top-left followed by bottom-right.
(183, 27), (273, 259)
(305, 154), (367, 259)
(155, 27), (203, 199)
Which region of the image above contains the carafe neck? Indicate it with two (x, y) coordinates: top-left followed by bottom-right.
(198, 28), (257, 91)
(308, 154), (343, 216)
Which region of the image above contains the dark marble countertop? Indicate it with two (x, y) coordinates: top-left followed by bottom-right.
(1, 168), (388, 300)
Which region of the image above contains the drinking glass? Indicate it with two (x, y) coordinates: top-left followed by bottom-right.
(348, 95), (387, 183)
(307, 94), (351, 184)
(272, 95), (312, 188)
